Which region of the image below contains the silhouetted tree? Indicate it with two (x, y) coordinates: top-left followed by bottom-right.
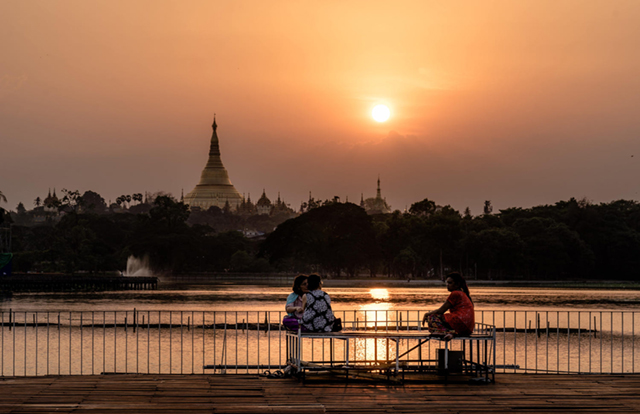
(261, 203), (378, 277)
(80, 190), (107, 212)
(409, 198), (436, 217)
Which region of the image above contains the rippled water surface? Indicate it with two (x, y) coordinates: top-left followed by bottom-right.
(3, 283), (640, 312)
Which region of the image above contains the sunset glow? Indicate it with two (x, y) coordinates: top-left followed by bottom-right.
(1, 1), (639, 213)
(372, 105), (390, 122)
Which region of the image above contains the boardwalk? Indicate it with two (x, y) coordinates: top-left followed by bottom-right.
(1, 374), (639, 413)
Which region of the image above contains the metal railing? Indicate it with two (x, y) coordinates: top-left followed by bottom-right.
(1, 309), (638, 376)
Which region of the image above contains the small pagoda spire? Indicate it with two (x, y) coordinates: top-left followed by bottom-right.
(212, 114), (217, 131)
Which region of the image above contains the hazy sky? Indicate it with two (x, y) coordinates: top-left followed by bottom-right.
(2, 1), (639, 214)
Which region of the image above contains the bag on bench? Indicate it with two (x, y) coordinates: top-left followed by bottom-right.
(331, 317), (343, 332)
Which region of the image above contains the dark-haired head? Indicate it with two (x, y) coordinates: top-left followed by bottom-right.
(307, 274), (322, 291)
(292, 274), (308, 295)
(446, 272), (472, 302)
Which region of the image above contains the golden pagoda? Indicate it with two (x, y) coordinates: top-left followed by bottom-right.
(183, 117), (243, 210)
(360, 176), (391, 215)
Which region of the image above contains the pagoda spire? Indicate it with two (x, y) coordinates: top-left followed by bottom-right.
(376, 175), (382, 199)
(208, 115), (221, 160)
(183, 116), (243, 210)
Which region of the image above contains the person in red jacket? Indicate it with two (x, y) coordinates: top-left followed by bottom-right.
(422, 272), (474, 341)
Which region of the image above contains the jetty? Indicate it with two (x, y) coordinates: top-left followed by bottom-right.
(0, 374), (639, 413)
(0, 274), (157, 292)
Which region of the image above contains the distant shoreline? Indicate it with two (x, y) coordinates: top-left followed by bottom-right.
(164, 274), (640, 290)
(10, 272), (640, 290)
(321, 279), (640, 289)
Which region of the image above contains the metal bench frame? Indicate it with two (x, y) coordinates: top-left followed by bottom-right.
(286, 322), (496, 383)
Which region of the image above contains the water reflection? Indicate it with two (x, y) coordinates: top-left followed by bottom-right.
(369, 288), (390, 301)
(355, 302), (396, 363)
(3, 286), (640, 313)
(358, 302), (393, 328)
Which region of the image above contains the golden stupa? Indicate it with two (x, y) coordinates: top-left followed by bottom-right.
(183, 117), (243, 210)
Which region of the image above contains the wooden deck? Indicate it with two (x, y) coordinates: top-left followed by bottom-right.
(1, 374), (639, 413)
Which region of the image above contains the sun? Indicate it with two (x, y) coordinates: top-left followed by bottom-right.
(372, 105), (390, 122)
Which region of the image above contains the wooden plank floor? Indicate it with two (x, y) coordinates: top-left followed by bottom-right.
(1, 374), (639, 413)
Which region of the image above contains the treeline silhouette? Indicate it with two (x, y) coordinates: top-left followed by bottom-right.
(262, 198), (640, 280)
(5, 195), (640, 280)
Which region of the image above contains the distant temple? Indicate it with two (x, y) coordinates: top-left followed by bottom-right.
(42, 188), (59, 212)
(360, 177), (391, 214)
(183, 117), (243, 210)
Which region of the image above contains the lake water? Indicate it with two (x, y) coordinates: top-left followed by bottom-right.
(2, 283), (640, 376)
(2, 283), (640, 313)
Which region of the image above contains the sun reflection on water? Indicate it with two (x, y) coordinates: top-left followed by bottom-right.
(354, 303), (397, 363)
(369, 288), (390, 301)
(348, 289), (400, 362)
(358, 302), (392, 327)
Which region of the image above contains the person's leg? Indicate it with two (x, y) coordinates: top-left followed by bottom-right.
(427, 314), (452, 334)
(282, 315), (300, 331)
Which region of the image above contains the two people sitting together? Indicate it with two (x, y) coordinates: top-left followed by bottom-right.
(283, 274), (341, 332)
(283, 271), (473, 339)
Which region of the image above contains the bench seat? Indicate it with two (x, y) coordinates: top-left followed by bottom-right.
(286, 323), (496, 383)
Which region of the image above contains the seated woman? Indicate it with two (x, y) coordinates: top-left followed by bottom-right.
(301, 274), (339, 332)
(422, 272), (474, 341)
(282, 275), (308, 331)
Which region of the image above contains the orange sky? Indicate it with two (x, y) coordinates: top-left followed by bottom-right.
(2, 1), (639, 214)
